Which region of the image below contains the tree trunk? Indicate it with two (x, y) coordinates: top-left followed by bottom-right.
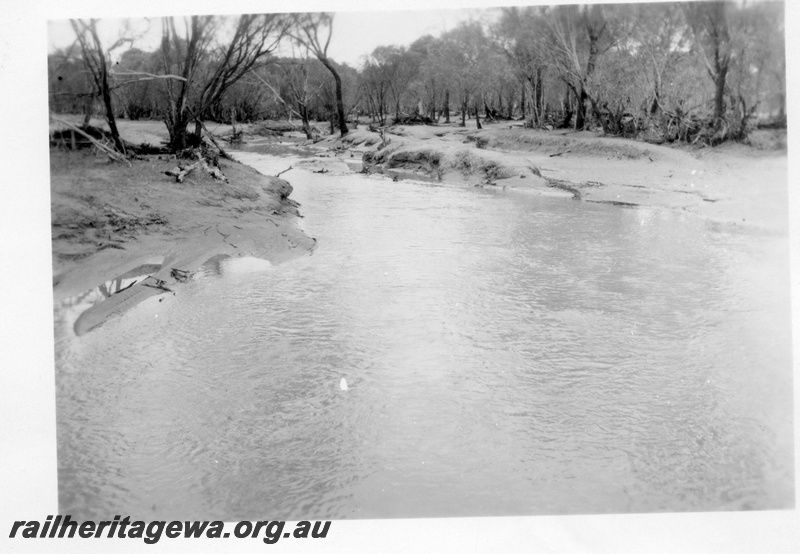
(193, 119), (202, 146)
(79, 21), (126, 153)
(319, 56), (349, 135)
(366, 96), (376, 123)
(559, 88), (573, 129)
(300, 106), (313, 140)
(82, 93), (93, 128)
(650, 92), (661, 116)
(167, 113), (191, 151)
(475, 104), (482, 130)
(713, 65), (728, 121)
(99, 69), (125, 153)
(578, 14), (602, 131)
(650, 69), (663, 115)
(460, 100), (467, 127)
(444, 90), (450, 123)
(535, 67), (544, 124)
(527, 77), (539, 127)
(576, 86), (588, 130)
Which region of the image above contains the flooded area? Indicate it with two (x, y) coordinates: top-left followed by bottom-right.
(54, 152), (794, 520)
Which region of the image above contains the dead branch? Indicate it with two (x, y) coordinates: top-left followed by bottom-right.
(165, 161), (200, 182)
(142, 276), (174, 293)
(249, 70), (303, 130)
(112, 70), (187, 81)
(197, 120), (233, 160)
(50, 114), (130, 166)
(165, 152), (229, 183)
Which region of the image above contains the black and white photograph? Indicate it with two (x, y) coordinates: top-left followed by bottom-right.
(1, 0), (798, 550)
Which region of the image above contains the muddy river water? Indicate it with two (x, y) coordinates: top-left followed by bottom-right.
(54, 151), (794, 519)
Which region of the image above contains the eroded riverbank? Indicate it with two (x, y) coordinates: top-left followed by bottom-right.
(231, 120), (788, 238)
(50, 117), (788, 336)
(50, 146), (315, 334)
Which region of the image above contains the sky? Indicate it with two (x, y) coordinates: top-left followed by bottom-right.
(47, 7), (501, 69)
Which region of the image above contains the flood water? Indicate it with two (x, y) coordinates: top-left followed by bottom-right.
(54, 151), (794, 519)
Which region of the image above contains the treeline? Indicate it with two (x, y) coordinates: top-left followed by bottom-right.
(48, 3), (785, 151)
(355, 2), (785, 144)
(49, 49), (359, 131)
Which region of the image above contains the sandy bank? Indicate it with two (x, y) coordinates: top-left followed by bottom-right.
(301, 122), (787, 235)
(50, 140), (315, 333)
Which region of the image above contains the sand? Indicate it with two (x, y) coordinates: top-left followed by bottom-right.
(50, 116), (788, 333)
(316, 121), (788, 235)
(50, 119), (317, 333)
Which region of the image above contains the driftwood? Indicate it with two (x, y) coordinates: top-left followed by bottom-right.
(142, 276), (173, 293)
(50, 114), (131, 166)
(165, 161), (200, 183)
(170, 268), (192, 283)
(205, 162), (227, 182)
(549, 149), (571, 157)
(165, 152), (228, 183)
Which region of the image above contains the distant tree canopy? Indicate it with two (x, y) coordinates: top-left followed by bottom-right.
(49, 2), (785, 150)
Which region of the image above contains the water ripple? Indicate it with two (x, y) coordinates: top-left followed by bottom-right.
(54, 158), (794, 518)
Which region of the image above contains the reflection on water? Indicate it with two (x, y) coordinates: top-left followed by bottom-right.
(55, 264), (162, 338)
(54, 154), (794, 520)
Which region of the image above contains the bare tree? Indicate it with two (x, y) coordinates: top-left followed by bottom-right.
(435, 22), (493, 128)
(385, 46), (422, 121)
(622, 3), (688, 117)
(684, 1), (733, 122)
(70, 19), (132, 153)
(545, 4), (614, 129)
(250, 59), (322, 139)
(360, 52), (393, 125)
(280, 61), (321, 139)
(288, 13), (348, 136)
(495, 6), (551, 127)
(158, 14), (286, 150)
